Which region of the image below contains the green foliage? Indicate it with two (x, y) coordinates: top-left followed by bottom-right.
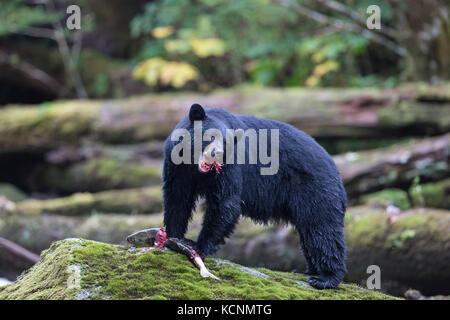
(0, 0), (59, 37)
(131, 0), (303, 88)
(130, 0), (398, 89)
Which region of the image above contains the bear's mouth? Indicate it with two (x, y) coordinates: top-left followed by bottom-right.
(199, 161), (213, 173)
(199, 160), (223, 174)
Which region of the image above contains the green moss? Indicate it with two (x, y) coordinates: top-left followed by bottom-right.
(409, 178), (450, 209)
(360, 189), (411, 210)
(0, 239), (397, 300)
(345, 212), (389, 248)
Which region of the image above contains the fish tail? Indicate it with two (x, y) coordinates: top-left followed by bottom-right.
(200, 268), (221, 280)
(195, 256), (220, 280)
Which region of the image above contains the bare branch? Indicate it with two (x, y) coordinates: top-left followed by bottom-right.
(71, 30), (83, 65)
(45, 0), (88, 99)
(0, 237), (40, 264)
(8, 24), (55, 40)
(277, 0), (407, 57)
(316, 0), (398, 39)
(0, 49), (61, 94)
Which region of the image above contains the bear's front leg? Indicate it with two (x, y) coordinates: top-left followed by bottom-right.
(163, 180), (196, 240)
(195, 196), (241, 257)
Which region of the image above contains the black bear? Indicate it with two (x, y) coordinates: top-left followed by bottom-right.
(162, 104), (347, 289)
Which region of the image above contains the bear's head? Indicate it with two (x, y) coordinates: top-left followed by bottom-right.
(189, 103), (225, 174)
(169, 103), (243, 174)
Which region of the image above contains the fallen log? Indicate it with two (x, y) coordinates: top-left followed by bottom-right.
(36, 157), (162, 194)
(3, 186), (163, 217)
(31, 134), (450, 199)
(219, 207), (450, 296)
(335, 134), (450, 198)
(1, 86), (450, 154)
(1, 206), (449, 296)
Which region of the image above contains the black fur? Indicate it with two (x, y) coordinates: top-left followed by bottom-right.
(163, 104), (347, 289)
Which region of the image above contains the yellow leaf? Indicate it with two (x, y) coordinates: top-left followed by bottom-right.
(164, 39), (191, 54)
(305, 75), (320, 87)
(314, 60), (339, 77)
(151, 26), (174, 39)
(189, 38), (226, 58)
(133, 58), (198, 88)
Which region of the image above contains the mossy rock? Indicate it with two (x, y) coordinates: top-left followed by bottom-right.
(0, 239), (397, 300)
(359, 188), (411, 210)
(409, 178), (450, 209)
(0, 183), (27, 202)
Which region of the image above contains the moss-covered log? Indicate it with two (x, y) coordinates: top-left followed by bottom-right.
(36, 157), (162, 194)
(335, 134), (450, 198)
(1, 86), (450, 153)
(409, 178), (450, 209)
(1, 206), (449, 296)
(0, 238), (396, 300)
(3, 186), (163, 216)
(216, 207), (450, 296)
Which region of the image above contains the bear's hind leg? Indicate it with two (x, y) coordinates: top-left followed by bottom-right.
(291, 229), (318, 276)
(298, 230), (319, 276)
(300, 226), (347, 289)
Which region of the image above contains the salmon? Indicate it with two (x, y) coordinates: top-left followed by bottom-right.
(126, 228), (220, 280)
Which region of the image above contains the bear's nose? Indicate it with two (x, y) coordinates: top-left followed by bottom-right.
(212, 148), (223, 158)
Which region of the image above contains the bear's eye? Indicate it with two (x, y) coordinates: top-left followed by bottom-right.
(210, 136), (215, 141)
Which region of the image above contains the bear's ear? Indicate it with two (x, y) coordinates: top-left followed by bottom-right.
(189, 103), (206, 121)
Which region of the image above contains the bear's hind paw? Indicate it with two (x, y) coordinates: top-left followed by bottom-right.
(307, 276), (339, 290)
